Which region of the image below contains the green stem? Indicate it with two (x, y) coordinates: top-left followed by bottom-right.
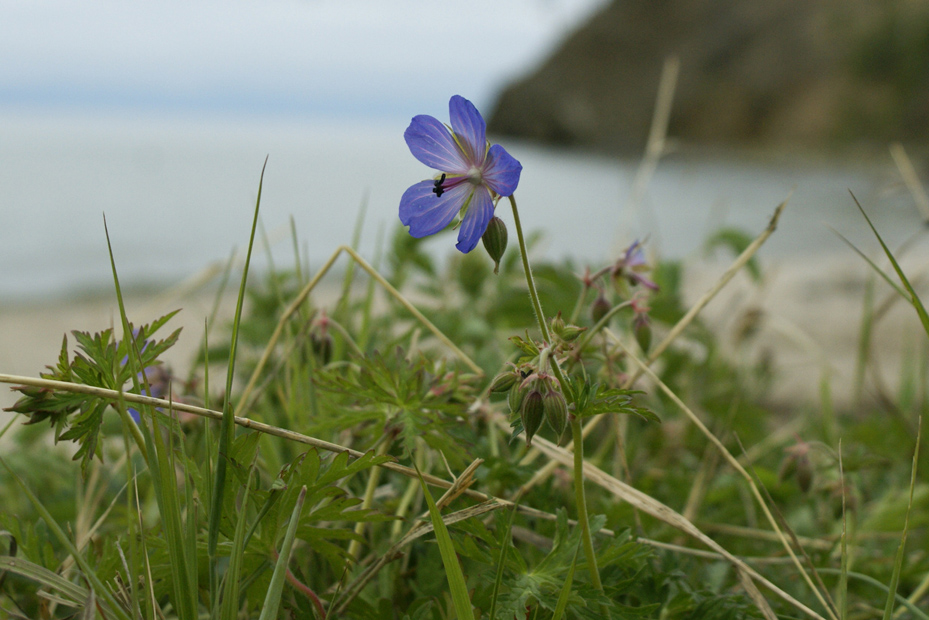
(568, 282), (591, 326)
(575, 300), (633, 354)
(572, 418), (605, 609)
(509, 193), (605, 608)
(508, 195), (573, 402)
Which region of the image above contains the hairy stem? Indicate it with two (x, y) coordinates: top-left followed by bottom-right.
(572, 418), (606, 611)
(508, 194), (572, 401)
(509, 193), (605, 607)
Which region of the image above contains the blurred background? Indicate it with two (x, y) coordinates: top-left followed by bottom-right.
(3, 0), (928, 302)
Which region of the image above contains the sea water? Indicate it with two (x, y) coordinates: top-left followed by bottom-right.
(0, 110), (918, 301)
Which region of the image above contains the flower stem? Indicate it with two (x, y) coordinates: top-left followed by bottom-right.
(508, 194), (605, 608)
(573, 417), (607, 614)
(507, 195), (572, 401)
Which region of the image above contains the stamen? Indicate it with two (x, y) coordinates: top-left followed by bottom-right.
(432, 173), (446, 197)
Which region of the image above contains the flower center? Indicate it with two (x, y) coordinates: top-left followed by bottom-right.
(467, 167), (483, 185)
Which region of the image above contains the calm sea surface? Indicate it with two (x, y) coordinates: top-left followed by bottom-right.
(0, 111), (920, 301)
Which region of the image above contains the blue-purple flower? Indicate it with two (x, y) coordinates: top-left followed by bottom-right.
(612, 240), (659, 291)
(399, 95), (522, 253)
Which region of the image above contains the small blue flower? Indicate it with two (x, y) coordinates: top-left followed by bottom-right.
(399, 95), (522, 253)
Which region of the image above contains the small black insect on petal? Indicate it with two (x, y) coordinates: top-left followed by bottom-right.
(432, 173), (446, 198)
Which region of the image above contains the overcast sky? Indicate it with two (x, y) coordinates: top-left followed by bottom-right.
(1, 0), (608, 120)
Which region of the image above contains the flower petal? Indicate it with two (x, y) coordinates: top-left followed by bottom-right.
(482, 144), (522, 196)
(456, 187), (494, 253)
(449, 95), (486, 165)
(399, 179), (470, 238)
(404, 115), (469, 173)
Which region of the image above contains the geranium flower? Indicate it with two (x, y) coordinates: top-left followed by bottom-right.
(399, 95), (522, 253)
(612, 240), (658, 290)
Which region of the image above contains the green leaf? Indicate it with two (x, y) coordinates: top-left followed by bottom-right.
(850, 193), (929, 340)
(210, 156), (268, 607)
(258, 486), (308, 620)
(413, 462), (473, 620)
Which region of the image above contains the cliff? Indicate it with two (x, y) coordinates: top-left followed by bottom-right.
(487, 0), (929, 151)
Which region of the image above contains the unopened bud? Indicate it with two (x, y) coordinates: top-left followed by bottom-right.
(490, 370), (519, 393)
(633, 314), (651, 353)
(795, 453), (813, 493)
(542, 388), (568, 438)
(559, 325), (587, 343)
(591, 294), (611, 324)
(520, 390), (544, 445)
(310, 332), (333, 365)
(551, 313), (565, 334)
(481, 216), (508, 275)
(508, 382), (528, 415)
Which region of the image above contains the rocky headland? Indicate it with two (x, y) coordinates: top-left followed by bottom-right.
(489, 0), (929, 153)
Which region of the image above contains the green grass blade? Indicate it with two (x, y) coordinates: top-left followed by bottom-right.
(0, 555), (89, 606)
(105, 213), (195, 616)
(818, 569), (928, 620)
(851, 192), (929, 339)
(258, 485), (307, 620)
(102, 215), (149, 460)
(552, 541), (582, 620)
(838, 442), (848, 620)
(220, 467), (256, 620)
(488, 501), (519, 620)
(829, 225), (908, 300)
(210, 156), (268, 602)
(0, 458), (132, 620)
(149, 400), (198, 619)
(413, 462), (473, 620)
(882, 416), (922, 620)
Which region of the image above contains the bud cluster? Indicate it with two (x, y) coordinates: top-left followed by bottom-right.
(491, 363), (568, 446)
(578, 241), (658, 353)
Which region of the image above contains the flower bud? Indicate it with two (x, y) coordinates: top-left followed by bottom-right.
(559, 325), (587, 343)
(310, 332), (333, 365)
(795, 453), (813, 493)
(779, 442), (813, 493)
(481, 216), (508, 274)
(490, 370), (519, 393)
(520, 390), (544, 445)
(633, 313), (651, 353)
(550, 313), (565, 334)
(542, 388), (568, 438)
(508, 382), (529, 415)
(591, 294), (611, 324)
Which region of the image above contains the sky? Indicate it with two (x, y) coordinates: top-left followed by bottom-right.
(0, 0), (610, 120)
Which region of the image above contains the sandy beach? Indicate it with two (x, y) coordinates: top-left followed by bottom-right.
(2, 252), (927, 442)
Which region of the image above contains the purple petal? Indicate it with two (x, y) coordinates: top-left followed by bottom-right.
(456, 187), (494, 253)
(399, 180), (470, 238)
(629, 272), (659, 291)
(625, 243), (647, 268)
(448, 95), (486, 165)
(404, 115), (469, 173)
(482, 144), (522, 197)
